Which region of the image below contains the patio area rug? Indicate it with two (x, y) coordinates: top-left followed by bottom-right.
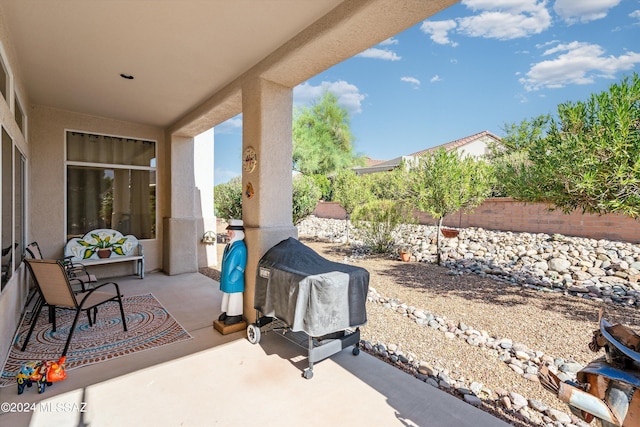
(0, 293), (192, 387)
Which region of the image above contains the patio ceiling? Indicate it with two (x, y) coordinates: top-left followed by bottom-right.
(0, 0), (457, 134)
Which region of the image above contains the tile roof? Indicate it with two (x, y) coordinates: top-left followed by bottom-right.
(363, 157), (385, 167)
(353, 130), (501, 175)
(409, 130), (501, 157)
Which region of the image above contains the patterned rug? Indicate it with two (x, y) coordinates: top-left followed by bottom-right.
(1, 293), (192, 387)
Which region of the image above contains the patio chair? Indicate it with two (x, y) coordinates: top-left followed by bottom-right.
(25, 241), (97, 292)
(21, 258), (128, 357)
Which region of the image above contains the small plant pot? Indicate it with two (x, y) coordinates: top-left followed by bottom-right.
(399, 251), (411, 262)
(97, 248), (112, 258)
(441, 228), (459, 238)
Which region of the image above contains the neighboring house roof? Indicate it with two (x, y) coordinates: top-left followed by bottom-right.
(408, 130), (501, 157)
(353, 130), (501, 175)
(353, 156), (410, 174)
(363, 157), (385, 167)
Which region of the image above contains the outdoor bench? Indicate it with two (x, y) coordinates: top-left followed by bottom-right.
(64, 229), (144, 279)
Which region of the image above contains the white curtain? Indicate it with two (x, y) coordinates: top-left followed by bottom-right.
(66, 132), (155, 239)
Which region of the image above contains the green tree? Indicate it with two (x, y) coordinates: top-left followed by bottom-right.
(332, 169), (372, 242)
(213, 176), (242, 220)
(213, 175), (321, 226)
(292, 174), (321, 225)
(488, 115), (550, 198)
(292, 91), (364, 176)
(409, 149), (494, 265)
(498, 73), (640, 218)
(366, 166), (411, 201)
(310, 173), (332, 201)
(525, 73), (640, 218)
(488, 115), (550, 160)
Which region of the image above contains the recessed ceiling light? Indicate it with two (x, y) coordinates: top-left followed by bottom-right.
(120, 73), (134, 80)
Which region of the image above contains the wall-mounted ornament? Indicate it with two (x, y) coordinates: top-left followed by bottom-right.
(201, 231), (216, 244)
(245, 182), (255, 199)
(243, 146), (257, 173)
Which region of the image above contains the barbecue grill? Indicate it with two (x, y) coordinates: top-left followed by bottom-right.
(247, 237), (369, 379)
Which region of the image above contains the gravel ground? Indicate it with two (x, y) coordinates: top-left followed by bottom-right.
(202, 228), (640, 426)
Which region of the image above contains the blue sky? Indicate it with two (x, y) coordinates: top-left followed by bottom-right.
(214, 0), (640, 185)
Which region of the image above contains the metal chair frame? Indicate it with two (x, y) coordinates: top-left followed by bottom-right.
(21, 258), (127, 357)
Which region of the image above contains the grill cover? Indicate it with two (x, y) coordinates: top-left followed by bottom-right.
(254, 237), (369, 336)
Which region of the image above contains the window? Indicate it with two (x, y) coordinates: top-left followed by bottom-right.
(1, 127), (15, 289)
(14, 146), (25, 264)
(14, 95), (24, 135)
(66, 131), (156, 240)
(0, 56), (7, 102)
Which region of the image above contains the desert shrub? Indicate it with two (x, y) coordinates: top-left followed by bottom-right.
(292, 174), (321, 225)
(214, 176), (242, 220)
(352, 200), (415, 253)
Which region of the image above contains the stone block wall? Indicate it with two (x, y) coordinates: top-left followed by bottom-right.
(312, 198), (640, 243)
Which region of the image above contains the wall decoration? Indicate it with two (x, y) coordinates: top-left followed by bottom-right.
(243, 147), (257, 173)
(245, 182), (254, 199)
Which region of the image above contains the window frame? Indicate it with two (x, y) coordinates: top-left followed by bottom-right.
(13, 90), (25, 137)
(64, 129), (157, 241)
(0, 53), (8, 104)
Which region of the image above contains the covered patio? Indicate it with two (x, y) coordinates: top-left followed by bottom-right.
(0, 1), (511, 425)
(0, 272), (508, 426)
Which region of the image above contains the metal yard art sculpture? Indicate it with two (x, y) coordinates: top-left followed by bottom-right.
(539, 309), (640, 426)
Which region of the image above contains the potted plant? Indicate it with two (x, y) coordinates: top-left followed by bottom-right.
(398, 245), (412, 262)
(440, 227), (460, 238)
(77, 231), (127, 259)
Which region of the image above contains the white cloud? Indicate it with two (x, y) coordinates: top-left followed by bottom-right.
(535, 40), (560, 49)
(457, 0), (551, 40)
(430, 75), (442, 83)
(462, 0), (539, 10)
(294, 80), (366, 114)
(519, 41), (640, 91)
(631, 10), (640, 20)
(554, 0), (621, 24)
(420, 20), (458, 46)
(356, 47), (401, 61)
(214, 115), (242, 133)
(401, 76), (421, 88)
(421, 1), (551, 45)
(379, 37), (399, 46)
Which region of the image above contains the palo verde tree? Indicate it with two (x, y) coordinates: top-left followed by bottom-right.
(408, 148), (494, 265)
(292, 91), (364, 177)
(332, 169), (372, 242)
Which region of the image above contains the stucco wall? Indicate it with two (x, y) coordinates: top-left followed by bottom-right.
(313, 198), (640, 243)
(456, 136), (490, 157)
(29, 105), (165, 273)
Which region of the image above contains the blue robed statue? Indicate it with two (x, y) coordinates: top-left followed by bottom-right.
(218, 219), (247, 325)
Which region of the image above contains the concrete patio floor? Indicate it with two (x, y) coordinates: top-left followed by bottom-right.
(0, 271), (510, 427)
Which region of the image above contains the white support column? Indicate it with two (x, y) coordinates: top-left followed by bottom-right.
(194, 128), (216, 268)
(241, 77), (297, 322)
(163, 134), (199, 275)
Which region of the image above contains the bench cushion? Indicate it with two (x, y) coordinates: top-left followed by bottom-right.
(65, 229), (140, 260)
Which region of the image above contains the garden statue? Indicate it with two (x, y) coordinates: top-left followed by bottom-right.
(16, 361), (47, 395)
(218, 219), (247, 326)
